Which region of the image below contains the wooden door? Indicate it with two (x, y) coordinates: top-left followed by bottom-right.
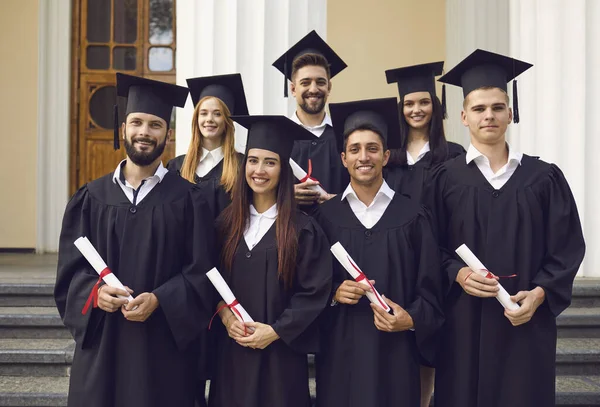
(70, 0), (178, 194)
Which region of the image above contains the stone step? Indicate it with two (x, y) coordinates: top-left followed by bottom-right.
(557, 338), (600, 376)
(0, 308), (69, 339)
(0, 339), (74, 377)
(571, 279), (600, 308)
(558, 307), (600, 339)
(0, 284), (55, 307)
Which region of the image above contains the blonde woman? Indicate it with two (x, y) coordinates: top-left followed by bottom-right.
(168, 73), (249, 218)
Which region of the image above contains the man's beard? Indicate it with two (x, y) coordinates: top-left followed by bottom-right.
(299, 91), (326, 115)
(124, 136), (167, 167)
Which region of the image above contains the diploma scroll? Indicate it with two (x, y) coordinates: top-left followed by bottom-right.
(330, 242), (391, 313)
(206, 268), (254, 325)
(289, 158), (327, 198)
(74, 237), (134, 314)
(455, 244), (520, 311)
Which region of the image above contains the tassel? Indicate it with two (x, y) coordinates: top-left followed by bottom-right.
(113, 104), (120, 150)
(512, 80), (520, 124)
(283, 55), (289, 98)
(441, 84), (447, 120)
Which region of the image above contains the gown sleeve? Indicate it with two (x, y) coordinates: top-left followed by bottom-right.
(404, 207), (445, 365)
(530, 164), (585, 316)
(54, 186), (106, 347)
(270, 217), (333, 353)
(152, 186), (217, 350)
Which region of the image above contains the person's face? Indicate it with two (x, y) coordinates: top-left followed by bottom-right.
(403, 91), (433, 130)
(342, 129), (390, 186)
(461, 88), (512, 146)
(290, 65), (331, 115)
(122, 112), (171, 166)
(245, 148), (281, 197)
(197, 97), (226, 143)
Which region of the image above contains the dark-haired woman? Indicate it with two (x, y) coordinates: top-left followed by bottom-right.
(384, 62), (465, 203)
(208, 116), (332, 407)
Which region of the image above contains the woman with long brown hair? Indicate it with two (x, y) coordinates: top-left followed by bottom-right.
(168, 73), (248, 217)
(208, 116), (332, 407)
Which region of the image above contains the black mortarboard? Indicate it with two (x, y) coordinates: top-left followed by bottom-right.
(231, 115), (316, 161)
(329, 97), (402, 153)
(385, 61), (447, 117)
(438, 49), (533, 123)
(272, 30), (347, 97)
(186, 73), (249, 115)
(114, 73), (189, 150)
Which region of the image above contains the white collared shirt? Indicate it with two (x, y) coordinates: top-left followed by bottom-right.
(290, 111), (332, 137)
(112, 160), (169, 205)
(407, 142), (430, 165)
(196, 146), (224, 178)
(341, 180), (395, 229)
(244, 204), (278, 249)
(466, 143), (523, 189)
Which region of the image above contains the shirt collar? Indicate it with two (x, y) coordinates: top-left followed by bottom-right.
(112, 159), (168, 185)
(466, 142), (523, 166)
(407, 142), (431, 165)
(341, 179), (395, 203)
(249, 203), (278, 219)
(290, 111), (332, 130)
(200, 146), (224, 163)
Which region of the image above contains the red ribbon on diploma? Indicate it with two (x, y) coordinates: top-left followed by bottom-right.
(299, 159), (319, 183)
(81, 267), (112, 315)
(209, 299), (248, 335)
(464, 269), (517, 282)
(347, 256), (389, 311)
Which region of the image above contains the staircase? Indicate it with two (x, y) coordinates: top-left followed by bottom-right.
(0, 253), (599, 406)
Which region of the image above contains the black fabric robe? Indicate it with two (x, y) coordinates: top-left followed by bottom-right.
(54, 171), (215, 407)
(167, 152), (243, 219)
(385, 141), (465, 201)
(291, 125), (349, 195)
(208, 211), (333, 407)
(313, 193), (444, 407)
(425, 154), (585, 407)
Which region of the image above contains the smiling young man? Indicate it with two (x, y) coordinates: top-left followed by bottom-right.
(55, 73), (215, 407)
(429, 50), (586, 407)
(312, 98), (444, 407)
(273, 30), (349, 206)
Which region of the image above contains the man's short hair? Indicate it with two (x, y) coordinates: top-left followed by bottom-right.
(291, 53), (331, 81)
(463, 86), (510, 108)
(343, 124), (387, 152)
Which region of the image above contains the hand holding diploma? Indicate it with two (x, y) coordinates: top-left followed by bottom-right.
(455, 244), (520, 311)
(97, 285), (133, 313)
(290, 158), (328, 205)
(371, 295), (414, 332)
(206, 268), (254, 336)
(504, 287), (546, 326)
(235, 322), (280, 350)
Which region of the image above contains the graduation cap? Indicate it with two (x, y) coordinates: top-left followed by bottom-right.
(186, 73), (249, 115)
(329, 97), (402, 153)
(272, 30), (347, 97)
(114, 73), (189, 150)
(438, 49), (533, 123)
(231, 115), (316, 161)
(385, 61), (447, 117)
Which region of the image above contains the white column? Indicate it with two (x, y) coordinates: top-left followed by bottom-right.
(445, 0), (510, 146)
(509, 0), (598, 277)
(176, 0), (327, 155)
(36, 0), (72, 253)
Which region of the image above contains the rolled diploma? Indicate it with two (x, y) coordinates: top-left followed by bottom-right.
(330, 242), (391, 312)
(455, 244), (520, 311)
(206, 267), (254, 324)
(289, 158), (327, 197)
(74, 236), (134, 302)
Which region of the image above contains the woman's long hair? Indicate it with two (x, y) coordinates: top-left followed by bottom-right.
(180, 96), (238, 194)
(218, 155), (298, 289)
(388, 94), (448, 166)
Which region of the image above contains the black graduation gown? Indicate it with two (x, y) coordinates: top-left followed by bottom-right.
(291, 125), (349, 195)
(167, 153), (243, 219)
(426, 155), (585, 407)
(54, 172), (215, 407)
(385, 141), (465, 201)
(313, 193), (445, 407)
(208, 211), (333, 407)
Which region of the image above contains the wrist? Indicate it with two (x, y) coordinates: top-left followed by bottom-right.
(533, 286), (546, 303)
